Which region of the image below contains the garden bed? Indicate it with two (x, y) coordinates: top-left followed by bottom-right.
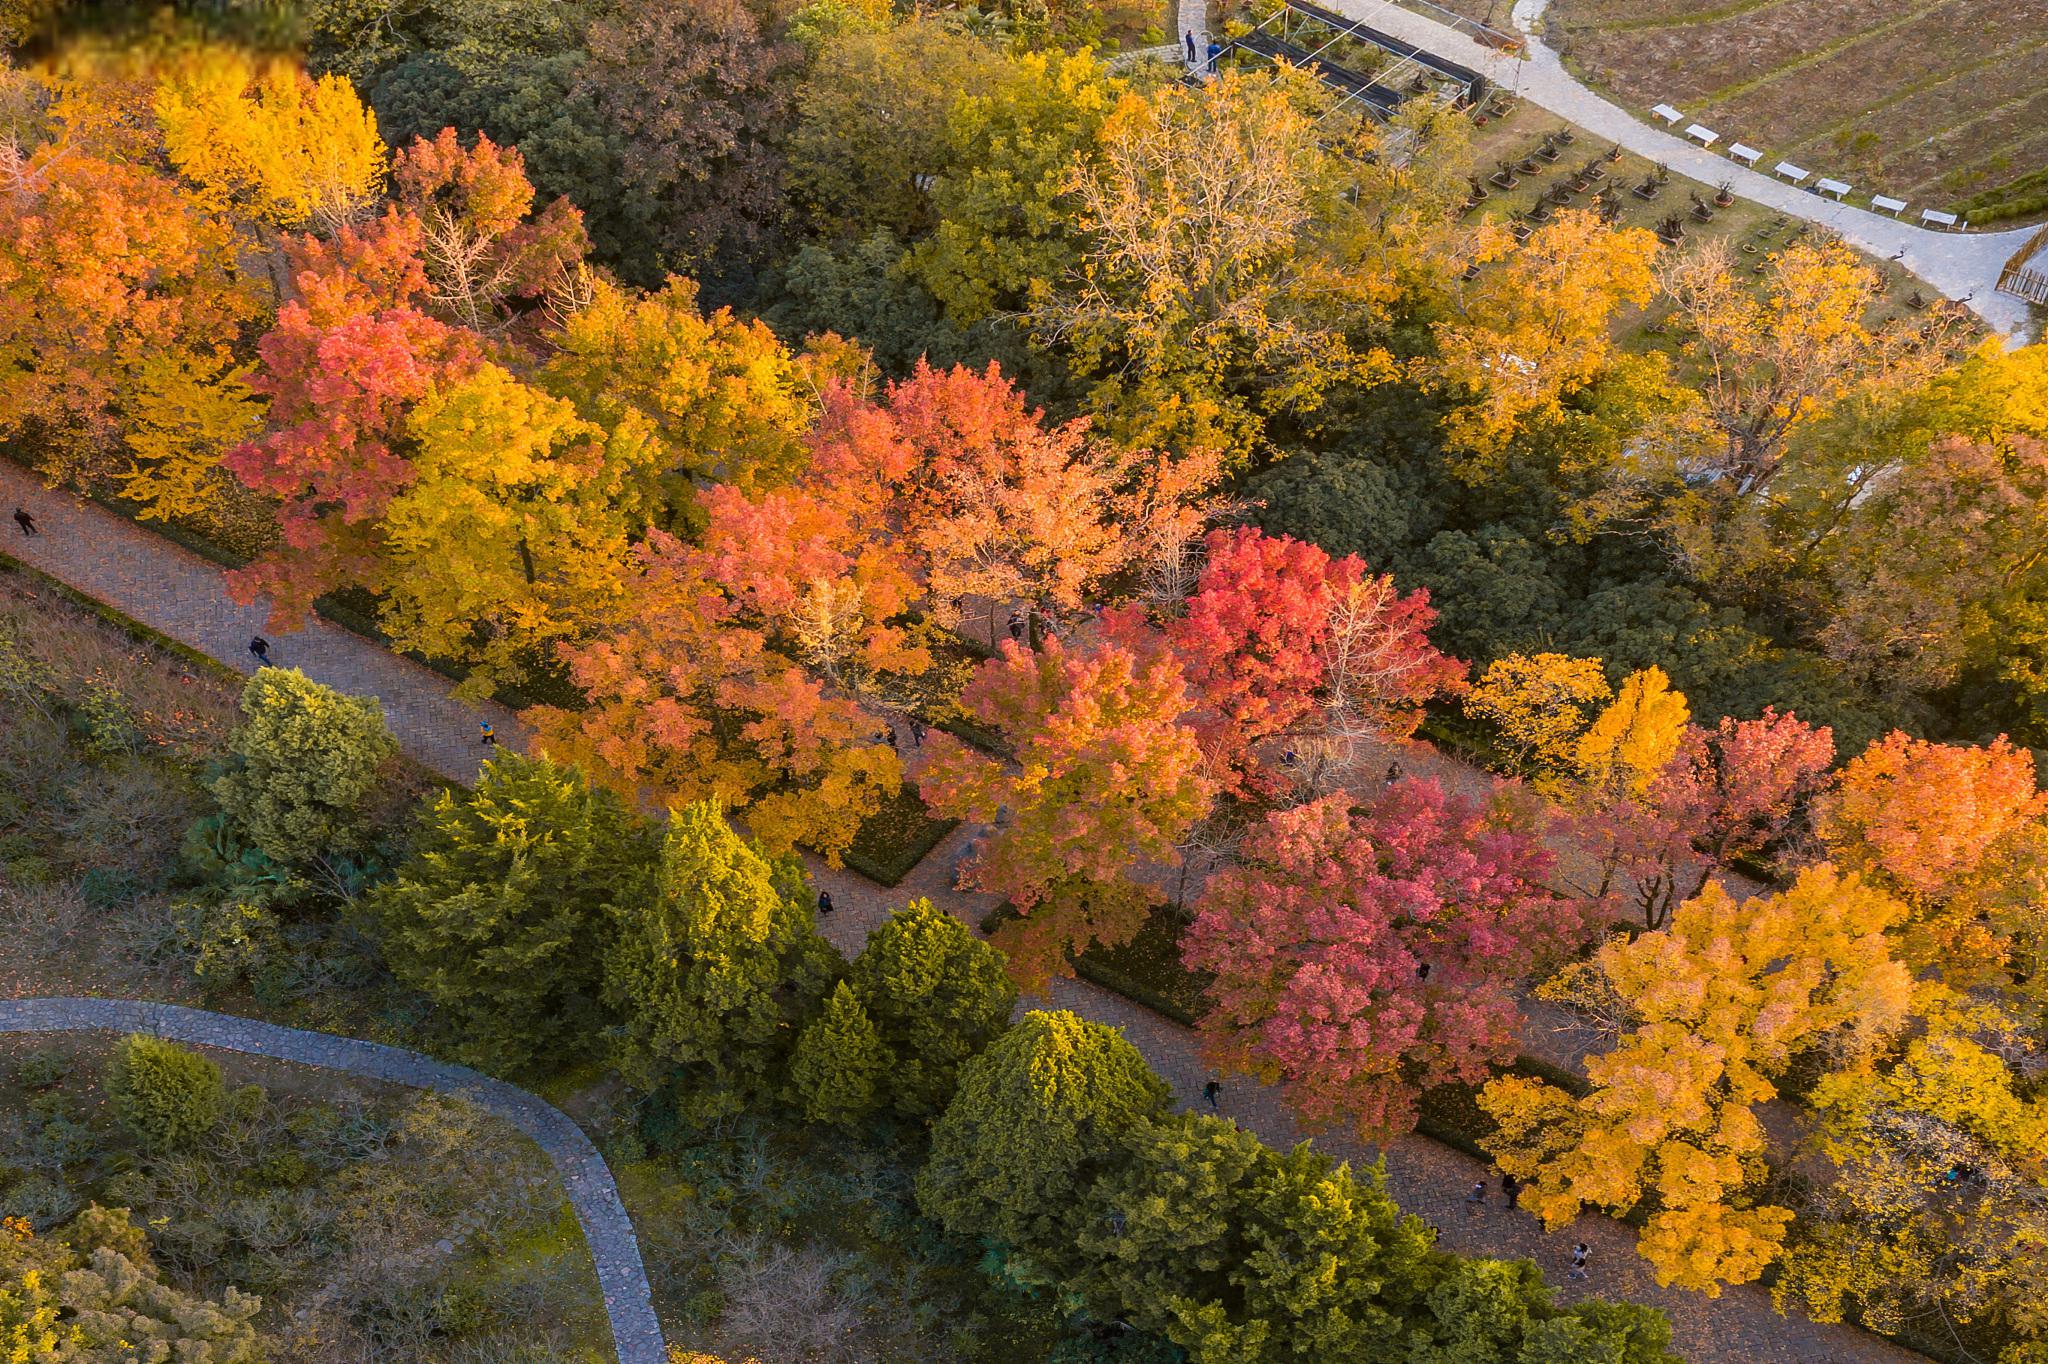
(836, 783), (959, 887)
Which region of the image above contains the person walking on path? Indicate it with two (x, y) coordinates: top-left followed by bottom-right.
(478, 719), (497, 747)
(908, 717), (926, 748)
(1501, 1170), (1521, 1209)
(817, 889), (835, 916)
(1007, 610), (1026, 644)
(1466, 1179), (1487, 1216)
(12, 507), (36, 536)
(1203, 1079), (1222, 1112)
(1570, 1242), (1590, 1281)
(247, 635), (271, 667)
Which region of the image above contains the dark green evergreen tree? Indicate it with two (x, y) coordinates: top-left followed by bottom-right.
(367, 753), (658, 1072)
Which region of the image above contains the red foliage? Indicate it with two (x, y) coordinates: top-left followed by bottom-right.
(223, 215), (481, 623)
(1185, 779), (1579, 1139)
(1166, 527), (1464, 791)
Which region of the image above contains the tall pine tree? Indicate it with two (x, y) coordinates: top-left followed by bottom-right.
(604, 800), (839, 1116)
(367, 753), (657, 1072)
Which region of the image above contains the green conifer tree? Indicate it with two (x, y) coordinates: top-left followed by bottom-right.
(848, 897), (1016, 1116)
(790, 981), (889, 1128)
(210, 667), (398, 863)
(367, 753), (658, 1072)
(604, 800), (840, 1116)
(918, 1009), (1168, 1276)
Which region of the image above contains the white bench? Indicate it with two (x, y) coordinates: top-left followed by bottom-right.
(1921, 208), (1959, 228)
(1774, 161), (1809, 184)
(1816, 177), (1851, 199)
(1651, 103), (1684, 125)
(1871, 194), (1907, 216)
(1685, 124), (1718, 147)
(1728, 142), (1762, 166)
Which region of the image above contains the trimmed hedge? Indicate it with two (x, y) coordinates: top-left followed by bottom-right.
(837, 783), (959, 887)
(0, 551), (240, 685)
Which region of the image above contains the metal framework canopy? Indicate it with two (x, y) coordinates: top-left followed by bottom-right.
(1224, 0), (1491, 122)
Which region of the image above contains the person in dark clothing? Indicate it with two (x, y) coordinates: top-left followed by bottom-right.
(1569, 1242), (1590, 1280)
(908, 718), (927, 747)
(1386, 760), (1402, 785)
(1202, 1079), (1222, 1112)
(1007, 611), (1026, 642)
(880, 726), (898, 750)
(247, 636), (271, 666)
(13, 507), (37, 535)
(817, 890), (835, 916)
(1500, 1171), (1521, 1207)
(478, 720), (497, 747)
(1184, 28), (1197, 63)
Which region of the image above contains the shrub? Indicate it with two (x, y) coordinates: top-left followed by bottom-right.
(184, 895), (283, 996)
(105, 1034), (227, 1153)
(210, 668), (398, 864)
(74, 680), (141, 755)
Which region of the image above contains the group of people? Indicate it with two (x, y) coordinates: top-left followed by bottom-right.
(1467, 1174), (1593, 1280)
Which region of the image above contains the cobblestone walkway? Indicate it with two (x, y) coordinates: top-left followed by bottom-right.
(1324, 0), (2039, 339)
(2, 470), (1927, 1362)
(0, 997), (665, 1364)
(0, 467), (523, 785)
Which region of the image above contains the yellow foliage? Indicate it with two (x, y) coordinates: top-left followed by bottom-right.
(118, 348), (264, 520)
(1573, 665), (1689, 800)
(1480, 865), (1914, 1295)
(1463, 651), (1611, 780)
(1432, 208), (1661, 470)
(154, 51), (386, 232)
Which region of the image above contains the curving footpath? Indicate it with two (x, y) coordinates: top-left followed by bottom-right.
(1325, 0), (2040, 338)
(0, 997), (666, 1364)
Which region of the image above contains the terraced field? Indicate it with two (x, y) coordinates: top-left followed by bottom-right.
(1544, 0), (2048, 222)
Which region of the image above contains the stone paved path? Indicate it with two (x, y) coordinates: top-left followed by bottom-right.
(0, 997), (665, 1364)
(0, 467), (524, 785)
(1, 470), (1928, 1362)
(1327, 0), (2040, 338)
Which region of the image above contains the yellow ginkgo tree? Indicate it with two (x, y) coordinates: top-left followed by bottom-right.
(1480, 865), (1916, 1295)
(154, 51), (387, 236)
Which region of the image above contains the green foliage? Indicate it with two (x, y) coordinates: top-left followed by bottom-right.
(183, 894), (284, 997)
(789, 981), (888, 1128)
(1074, 1111), (1434, 1360)
(847, 897), (1016, 1117)
(603, 801), (840, 1116)
(72, 681), (139, 756)
(784, 15), (1000, 241)
(918, 1009), (1169, 1277)
(366, 753), (659, 1073)
(210, 668), (398, 865)
(105, 1035), (227, 1154)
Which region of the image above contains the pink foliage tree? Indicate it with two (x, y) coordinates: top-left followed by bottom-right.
(1570, 707), (1836, 930)
(1184, 779), (1582, 1139)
